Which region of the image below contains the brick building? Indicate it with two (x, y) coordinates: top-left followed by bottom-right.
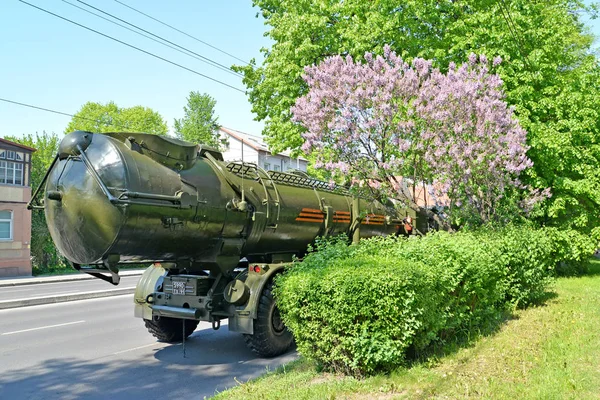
(0, 138), (36, 277)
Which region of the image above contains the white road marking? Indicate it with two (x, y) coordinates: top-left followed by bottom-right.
(1, 320), (85, 335)
(112, 343), (161, 355)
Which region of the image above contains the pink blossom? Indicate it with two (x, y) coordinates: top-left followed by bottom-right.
(291, 46), (544, 222)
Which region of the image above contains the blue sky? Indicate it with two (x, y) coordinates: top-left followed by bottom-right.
(1, 0), (270, 138)
(0, 1), (599, 141)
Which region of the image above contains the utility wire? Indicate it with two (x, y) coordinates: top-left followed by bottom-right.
(75, 0), (243, 77)
(0, 97), (267, 140)
(498, 0), (531, 69)
(501, 0), (531, 59)
(60, 0), (242, 78)
(0, 97), (131, 130)
(17, 0), (246, 93)
(113, 0), (250, 66)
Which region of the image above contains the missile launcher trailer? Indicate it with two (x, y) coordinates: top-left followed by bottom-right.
(30, 131), (415, 357)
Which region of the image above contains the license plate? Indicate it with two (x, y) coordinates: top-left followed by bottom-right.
(172, 281), (187, 295)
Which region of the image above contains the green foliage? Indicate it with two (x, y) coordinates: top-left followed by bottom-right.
(240, 0), (600, 233)
(4, 132), (68, 273)
(174, 91), (224, 148)
(546, 228), (598, 275)
(276, 238), (446, 376)
(65, 101), (168, 136)
(275, 226), (595, 376)
(474, 226), (554, 307)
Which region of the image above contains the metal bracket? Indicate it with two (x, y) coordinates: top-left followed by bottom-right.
(71, 262), (120, 286)
(27, 154), (59, 211)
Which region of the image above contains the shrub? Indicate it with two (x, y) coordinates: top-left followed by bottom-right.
(275, 238), (447, 376)
(477, 226), (555, 307)
(275, 226), (591, 376)
(545, 228), (597, 275)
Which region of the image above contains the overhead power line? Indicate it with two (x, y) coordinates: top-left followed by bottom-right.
(60, 0), (242, 78)
(113, 0), (250, 66)
(498, 0), (531, 69)
(74, 0), (243, 77)
(17, 0), (246, 93)
(0, 97), (130, 130)
(0, 97), (267, 140)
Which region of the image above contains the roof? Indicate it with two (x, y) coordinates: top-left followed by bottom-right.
(220, 126), (267, 152)
(392, 177), (451, 208)
(219, 127), (307, 161)
(0, 137), (37, 152)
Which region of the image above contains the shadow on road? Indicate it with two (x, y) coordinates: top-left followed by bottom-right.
(0, 326), (297, 400)
(154, 326), (257, 365)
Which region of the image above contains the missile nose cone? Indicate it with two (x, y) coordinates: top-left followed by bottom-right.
(59, 130), (93, 160)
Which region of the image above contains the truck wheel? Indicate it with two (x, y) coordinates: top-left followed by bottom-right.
(144, 317), (199, 343)
(243, 281), (293, 357)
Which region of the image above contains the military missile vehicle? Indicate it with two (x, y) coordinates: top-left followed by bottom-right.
(29, 130), (416, 357)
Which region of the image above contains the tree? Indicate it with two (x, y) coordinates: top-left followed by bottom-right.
(65, 101), (168, 136)
(174, 91), (224, 148)
(4, 132), (66, 272)
(238, 0), (600, 234)
(293, 48), (544, 224)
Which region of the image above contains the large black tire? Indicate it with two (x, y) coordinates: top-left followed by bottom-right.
(144, 317), (199, 343)
(243, 281), (294, 357)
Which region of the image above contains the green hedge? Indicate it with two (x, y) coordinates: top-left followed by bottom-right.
(274, 226), (595, 376)
(545, 228), (597, 275)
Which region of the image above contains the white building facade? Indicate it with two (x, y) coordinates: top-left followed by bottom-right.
(219, 127), (308, 172)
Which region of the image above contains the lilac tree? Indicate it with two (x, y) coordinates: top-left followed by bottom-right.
(292, 46), (545, 224)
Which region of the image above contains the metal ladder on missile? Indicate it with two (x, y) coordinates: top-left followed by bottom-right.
(256, 167), (280, 229)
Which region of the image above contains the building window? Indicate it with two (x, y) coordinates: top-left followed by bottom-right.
(0, 210), (12, 240)
(0, 150), (22, 161)
(264, 163), (271, 170)
(0, 161), (23, 185)
(274, 165), (280, 172)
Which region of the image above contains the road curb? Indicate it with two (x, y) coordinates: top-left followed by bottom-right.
(0, 270), (145, 287)
(0, 287), (136, 310)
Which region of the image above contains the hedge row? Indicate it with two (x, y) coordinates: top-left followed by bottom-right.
(274, 226), (596, 376)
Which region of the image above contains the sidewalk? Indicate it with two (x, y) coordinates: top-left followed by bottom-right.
(0, 269), (146, 310)
(0, 269), (145, 287)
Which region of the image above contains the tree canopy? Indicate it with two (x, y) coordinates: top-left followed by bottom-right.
(65, 101), (168, 136)
(239, 0), (600, 233)
(174, 91), (224, 149)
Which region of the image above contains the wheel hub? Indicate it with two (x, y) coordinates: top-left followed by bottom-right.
(271, 307), (285, 335)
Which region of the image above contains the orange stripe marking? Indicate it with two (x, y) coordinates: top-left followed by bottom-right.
(299, 212), (326, 218)
(301, 208), (324, 214)
(296, 218), (324, 223)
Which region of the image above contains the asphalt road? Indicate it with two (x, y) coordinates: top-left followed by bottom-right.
(0, 295), (298, 399)
(0, 276), (142, 302)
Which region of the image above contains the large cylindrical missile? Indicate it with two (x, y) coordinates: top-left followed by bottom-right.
(42, 131), (414, 274)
